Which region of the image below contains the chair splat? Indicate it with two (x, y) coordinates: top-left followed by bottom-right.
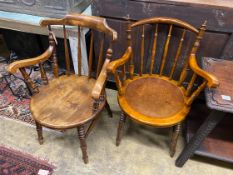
(88, 31), (94, 78)
(159, 24), (173, 76)
(96, 35), (105, 78)
(149, 24), (158, 75)
(169, 29), (186, 80)
(77, 26), (82, 76)
(63, 25), (71, 75)
(48, 26), (59, 78)
(140, 25), (145, 76)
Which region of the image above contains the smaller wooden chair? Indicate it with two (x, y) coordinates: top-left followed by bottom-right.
(7, 14), (117, 163)
(107, 17), (219, 157)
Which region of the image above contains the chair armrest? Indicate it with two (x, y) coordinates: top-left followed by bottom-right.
(107, 47), (132, 73)
(92, 59), (110, 100)
(7, 45), (54, 74)
(189, 54), (219, 88)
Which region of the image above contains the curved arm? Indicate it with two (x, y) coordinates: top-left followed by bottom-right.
(189, 54), (219, 88)
(7, 45), (54, 74)
(92, 59), (110, 100)
(107, 47), (132, 73)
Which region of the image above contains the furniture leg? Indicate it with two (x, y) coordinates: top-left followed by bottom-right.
(175, 110), (225, 167)
(85, 116), (100, 138)
(35, 122), (43, 145)
(169, 123), (181, 157)
(105, 100), (113, 118)
(116, 112), (126, 146)
(77, 126), (88, 164)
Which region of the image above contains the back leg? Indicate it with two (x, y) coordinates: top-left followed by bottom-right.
(116, 112), (127, 146)
(105, 100), (113, 118)
(169, 123), (182, 157)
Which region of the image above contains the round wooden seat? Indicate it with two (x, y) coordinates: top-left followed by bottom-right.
(118, 76), (190, 127)
(30, 75), (105, 129)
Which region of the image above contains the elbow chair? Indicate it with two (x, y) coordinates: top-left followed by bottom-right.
(107, 17), (219, 157)
(7, 14), (117, 164)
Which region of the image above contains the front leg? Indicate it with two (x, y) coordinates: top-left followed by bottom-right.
(116, 112), (127, 146)
(35, 121), (43, 145)
(77, 125), (88, 164)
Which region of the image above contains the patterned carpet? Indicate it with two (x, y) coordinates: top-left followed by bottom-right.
(0, 145), (55, 175)
(0, 61), (53, 126)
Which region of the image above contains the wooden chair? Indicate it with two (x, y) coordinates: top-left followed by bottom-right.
(7, 14), (117, 164)
(107, 17), (219, 157)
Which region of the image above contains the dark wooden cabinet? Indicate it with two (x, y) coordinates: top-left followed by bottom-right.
(92, 0), (233, 62)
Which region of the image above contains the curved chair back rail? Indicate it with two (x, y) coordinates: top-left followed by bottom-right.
(40, 13), (117, 40)
(130, 17), (199, 34)
(110, 17), (218, 102)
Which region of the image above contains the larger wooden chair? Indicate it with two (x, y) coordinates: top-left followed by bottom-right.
(7, 14), (117, 164)
(107, 17), (219, 157)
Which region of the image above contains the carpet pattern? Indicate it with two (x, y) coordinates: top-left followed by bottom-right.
(0, 146), (55, 175)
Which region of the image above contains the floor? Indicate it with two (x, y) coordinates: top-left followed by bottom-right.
(0, 89), (232, 175)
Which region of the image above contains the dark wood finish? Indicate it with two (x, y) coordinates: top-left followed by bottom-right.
(176, 57), (233, 167)
(92, 0), (233, 81)
(77, 126), (88, 164)
(176, 110), (226, 167)
(7, 14), (117, 164)
(170, 123), (181, 157)
(35, 121), (43, 145)
(108, 17), (218, 156)
(186, 104), (233, 163)
(203, 58), (233, 113)
(116, 113), (127, 146)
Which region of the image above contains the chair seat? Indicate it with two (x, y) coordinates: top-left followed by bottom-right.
(30, 75), (105, 129)
(118, 76), (190, 127)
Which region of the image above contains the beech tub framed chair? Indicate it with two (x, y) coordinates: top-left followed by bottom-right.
(7, 14), (117, 164)
(107, 17), (219, 157)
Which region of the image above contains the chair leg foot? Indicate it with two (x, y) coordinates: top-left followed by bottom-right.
(116, 113), (126, 146)
(169, 123), (181, 157)
(78, 126), (89, 164)
(35, 122), (43, 145)
(105, 100), (113, 118)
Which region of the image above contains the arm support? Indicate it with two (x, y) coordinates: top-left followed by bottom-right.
(189, 54), (219, 88)
(107, 47), (132, 73)
(7, 45), (54, 74)
(92, 59), (110, 100)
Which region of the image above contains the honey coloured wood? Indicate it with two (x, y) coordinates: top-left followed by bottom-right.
(107, 17), (219, 157)
(7, 13), (117, 164)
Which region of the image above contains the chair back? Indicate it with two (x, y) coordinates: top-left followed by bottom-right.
(124, 17), (207, 102)
(40, 14), (117, 81)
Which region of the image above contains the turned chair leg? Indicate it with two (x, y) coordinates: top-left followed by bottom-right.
(105, 100), (113, 118)
(85, 117), (99, 138)
(77, 126), (88, 164)
(35, 122), (43, 145)
(169, 123), (182, 157)
(116, 112), (126, 146)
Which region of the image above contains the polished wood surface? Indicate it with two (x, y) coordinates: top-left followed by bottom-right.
(119, 76), (189, 127)
(7, 14), (116, 164)
(108, 17), (218, 157)
(203, 57), (233, 113)
(31, 76), (105, 129)
(40, 13), (117, 40)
